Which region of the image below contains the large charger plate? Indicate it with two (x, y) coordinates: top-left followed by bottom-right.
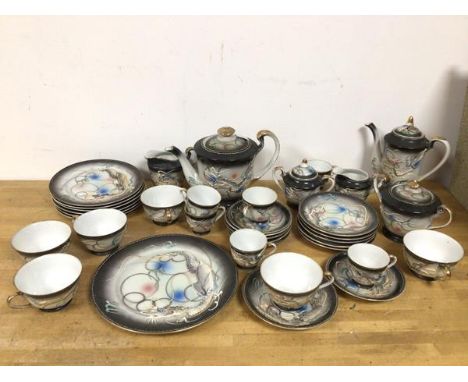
(91, 234), (237, 334)
(49, 159), (144, 207)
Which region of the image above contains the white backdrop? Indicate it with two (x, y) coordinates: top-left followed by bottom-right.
(1, 16), (467, 185)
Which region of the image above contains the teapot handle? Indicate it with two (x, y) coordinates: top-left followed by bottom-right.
(253, 130), (281, 180)
(429, 205), (453, 229)
(373, 174), (386, 203)
(272, 166), (286, 191)
(417, 137), (451, 182)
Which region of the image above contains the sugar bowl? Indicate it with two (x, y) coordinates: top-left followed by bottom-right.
(273, 159), (335, 206)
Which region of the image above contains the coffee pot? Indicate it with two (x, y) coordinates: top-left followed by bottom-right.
(366, 116), (450, 182)
(166, 127), (280, 201)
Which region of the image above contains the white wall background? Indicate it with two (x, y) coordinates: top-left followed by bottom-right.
(1, 16), (467, 185)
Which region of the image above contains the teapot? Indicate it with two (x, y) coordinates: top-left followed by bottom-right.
(365, 116), (450, 182)
(166, 127), (280, 201)
(374, 176), (452, 242)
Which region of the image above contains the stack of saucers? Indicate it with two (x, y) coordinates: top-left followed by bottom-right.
(297, 192), (378, 251)
(49, 159), (144, 218)
(225, 200), (292, 243)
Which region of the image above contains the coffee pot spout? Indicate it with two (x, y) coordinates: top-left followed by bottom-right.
(165, 146), (203, 187)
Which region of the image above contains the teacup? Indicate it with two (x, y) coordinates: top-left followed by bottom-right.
(403, 230), (464, 281)
(11, 220), (71, 261)
(7, 253), (82, 311)
(347, 243), (397, 286)
(185, 185), (222, 218)
(335, 168), (372, 200)
(242, 187), (277, 223)
(185, 207), (226, 234)
(229, 229), (277, 268)
(260, 252), (334, 310)
(73, 209), (127, 255)
(308, 159), (334, 176)
(140, 185), (185, 225)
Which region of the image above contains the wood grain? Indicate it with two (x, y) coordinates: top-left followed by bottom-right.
(0, 180), (467, 365)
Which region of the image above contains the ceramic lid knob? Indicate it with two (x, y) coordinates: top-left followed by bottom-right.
(217, 127), (236, 137)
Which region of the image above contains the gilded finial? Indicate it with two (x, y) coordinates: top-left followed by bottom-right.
(407, 116), (414, 125)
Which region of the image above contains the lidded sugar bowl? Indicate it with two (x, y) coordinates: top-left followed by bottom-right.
(273, 159), (335, 206)
(366, 116), (451, 182)
(166, 127), (280, 201)
(374, 177), (452, 242)
(145, 151), (185, 187)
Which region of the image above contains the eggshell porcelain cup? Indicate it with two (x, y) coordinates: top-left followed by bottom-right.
(403, 230), (464, 281)
(140, 185), (185, 225)
(229, 229), (277, 268)
(347, 243), (397, 286)
(7, 253), (82, 311)
(11, 220), (71, 261)
(185, 185), (222, 218)
(242, 186), (277, 223)
(260, 252), (334, 310)
(73, 208), (127, 255)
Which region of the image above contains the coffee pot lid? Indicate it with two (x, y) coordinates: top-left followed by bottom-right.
(283, 159), (323, 190)
(145, 150), (182, 171)
(380, 180), (441, 216)
(384, 116), (429, 150)
(194, 127), (261, 163)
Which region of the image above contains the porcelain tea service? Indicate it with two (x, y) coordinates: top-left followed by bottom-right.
(229, 229), (276, 268)
(366, 116), (451, 182)
(7, 254), (82, 311)
(260, 252), (334, 310)
(11, 220), (72, 260)
(403, 230), (464, 281)
(140, 185), (186, 224)
(273, 159), (335, 206)
(166, 127), (280, 201)
(73, 208), (127, 255)
(374, 177), (452, 242)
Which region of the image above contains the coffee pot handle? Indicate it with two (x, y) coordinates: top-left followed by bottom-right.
(417, 137), (451, 182)
(253, 130), (281, 180)
(429, 205), (453, 229)
(272, 166), (286, 191)
(7, 292), (31, 309)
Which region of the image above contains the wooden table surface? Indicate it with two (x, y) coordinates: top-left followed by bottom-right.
(1, 180), (467, 366)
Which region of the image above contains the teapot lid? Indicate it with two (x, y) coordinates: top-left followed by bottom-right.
(380, 180), (441, 216)
(384, 116), (429, 150)
(283, 159), (323, 190)
(145, 151), (182, 171)
(194, 127), (261, 163)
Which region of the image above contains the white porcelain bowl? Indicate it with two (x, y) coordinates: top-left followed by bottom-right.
(242, 186), (277, 207)
(140, 185), (185, 208)
(230, 229), (267, 253)
(11, 220), (71, 258)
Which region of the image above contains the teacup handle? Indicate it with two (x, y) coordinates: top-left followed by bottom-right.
(318, 271), (335, 290)
(214, 206), (226, 222)
(387, 255), (398, 269)
(437, 264), (451, 280)
(265, 242), (277, 257)
(429, 205), (453, 229)
(272, 166), (286, 192)
(7, 292), (31, 309)
(180, 188), (187, 200)
(321, 175), (336, 192)
(417, 137), (451, 182)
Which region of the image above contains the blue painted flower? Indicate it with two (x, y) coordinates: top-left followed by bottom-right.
(97, 187), (109, 196)
(172, 290), (186, 302)
(88, 173), (101, 181)
(150, 261), (171, 273)
(207, 174), (217, 184)
(337, 206), (346, 213)
(326, 218), (340, 227)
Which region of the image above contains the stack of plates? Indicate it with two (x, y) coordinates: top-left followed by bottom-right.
(297, 192), (378, 251)
(225, 200), (292, 243)
(49, 159), (145, 218)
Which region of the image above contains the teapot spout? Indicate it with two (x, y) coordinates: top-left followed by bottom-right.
(165, 146), (203, 187)
(365, 122), (383, 174)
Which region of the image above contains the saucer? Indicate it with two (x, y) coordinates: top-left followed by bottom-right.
(325, 252), (406, 302)
(242, 270), (338, 330)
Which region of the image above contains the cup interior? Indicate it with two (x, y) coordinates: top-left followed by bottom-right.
(140, 185), (185, 208)
(242, 187), (277, 207)
(260, 252), (323, 294)
(11, 221), (71, 254)
(14, 254), (82, 296)
(340, 169), (369, 182)
(73, 208), (127, 237)
(348, 243), (390, 269)
(308, 159), (332, 174)
(187, 185), (221, 207)
(403, 230), (464, 264)
(230, 229), (267, 252)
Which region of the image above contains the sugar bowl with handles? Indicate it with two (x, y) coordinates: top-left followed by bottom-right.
(273, 159), (335, 206)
